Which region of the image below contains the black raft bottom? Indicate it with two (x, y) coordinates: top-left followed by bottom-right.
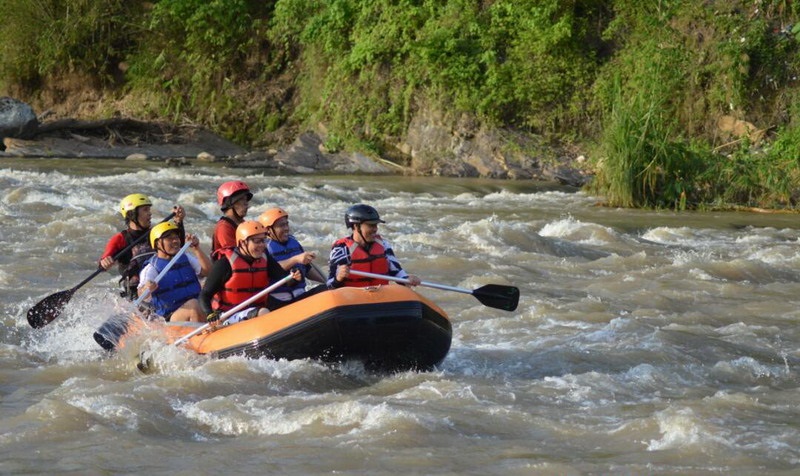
(215, 300), (453, 372)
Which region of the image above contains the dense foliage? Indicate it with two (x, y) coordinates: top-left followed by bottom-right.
(1, 0), (800, 208)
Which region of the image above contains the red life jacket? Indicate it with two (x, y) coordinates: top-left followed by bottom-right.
(212, 248), (270, 311)
(334, 236), (390, 287)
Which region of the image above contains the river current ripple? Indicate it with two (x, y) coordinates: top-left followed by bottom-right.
(1, 159), (799, 474)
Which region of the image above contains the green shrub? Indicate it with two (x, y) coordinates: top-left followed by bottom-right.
(269, 0), (605, 148)
(125, 0), (276, 138)
(701, 120), (800, 208)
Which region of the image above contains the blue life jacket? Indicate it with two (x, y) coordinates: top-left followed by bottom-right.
(267, 236), (307, 300)
(149, 254), (201, 317)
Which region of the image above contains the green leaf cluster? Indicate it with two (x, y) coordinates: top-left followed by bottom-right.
(271, 0), (602, 146)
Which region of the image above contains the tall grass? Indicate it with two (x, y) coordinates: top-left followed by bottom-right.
(0, 0), (143, 90)
(592, 73), (708, 209)
(593, 78), (800, 210)
(123, 0), (275, 142)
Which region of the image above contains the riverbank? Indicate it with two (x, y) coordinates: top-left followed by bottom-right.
(0, 119), (419, 174)
(0, 111), (591, 187)
(4, 2), (800, 209)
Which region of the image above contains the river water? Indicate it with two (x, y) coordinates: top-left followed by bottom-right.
(1, 158), (799, 474)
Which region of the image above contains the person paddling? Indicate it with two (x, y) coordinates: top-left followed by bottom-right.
(211, 181), (253, 260)
(258, 207), (327, 310)
(199, 221), (300, 325)
(99, 193), (186, 299)
(327, 204), (421, 288)
(137, 222), (211, 323)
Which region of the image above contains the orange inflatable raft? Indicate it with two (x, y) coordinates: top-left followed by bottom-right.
(128, 285), (453, 372)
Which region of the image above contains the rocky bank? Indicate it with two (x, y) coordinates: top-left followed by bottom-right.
(0, 97), (590, 187)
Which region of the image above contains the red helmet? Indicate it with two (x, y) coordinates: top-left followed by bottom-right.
(216, 181), (253, 210)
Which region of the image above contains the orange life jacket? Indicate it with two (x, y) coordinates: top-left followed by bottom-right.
(334, 236), (390, 287)
(212, 248), (270, 311)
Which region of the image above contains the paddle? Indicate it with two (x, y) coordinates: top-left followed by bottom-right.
(348, 269), (520, 311)
(26, 212), (177, 328)
(172, 274), (296, 346)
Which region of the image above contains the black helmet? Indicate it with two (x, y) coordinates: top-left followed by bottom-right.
(345, 204), (385, 228)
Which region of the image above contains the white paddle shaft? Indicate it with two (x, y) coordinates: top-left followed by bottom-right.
(348, 269), (471, 295)
(133, 242), (193, 307)
(173, 274), (295, 346)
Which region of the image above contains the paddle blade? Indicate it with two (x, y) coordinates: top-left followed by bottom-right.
(27, 289), (75, 328)
(472, 284), (520, 311)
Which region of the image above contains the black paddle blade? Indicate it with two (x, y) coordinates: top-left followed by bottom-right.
(472, 284), (520, 311)
(27, 288), (75, 328)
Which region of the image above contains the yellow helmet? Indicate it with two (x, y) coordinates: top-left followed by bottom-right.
(258, 207), (289, 228)
(119, 193), (152, 218)
(150, 221), (180, 248)
(236, 220), (267, 244)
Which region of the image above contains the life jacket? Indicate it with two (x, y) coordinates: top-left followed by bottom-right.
(267, 236), (307, 301)
(148, 254), (201, 318)
(211, 216), (238, 261)
(117, 229), (153, 274)
(212, 248), (270, 311)
(118, 229), (154, 299)
(334, 236), (390, 287)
